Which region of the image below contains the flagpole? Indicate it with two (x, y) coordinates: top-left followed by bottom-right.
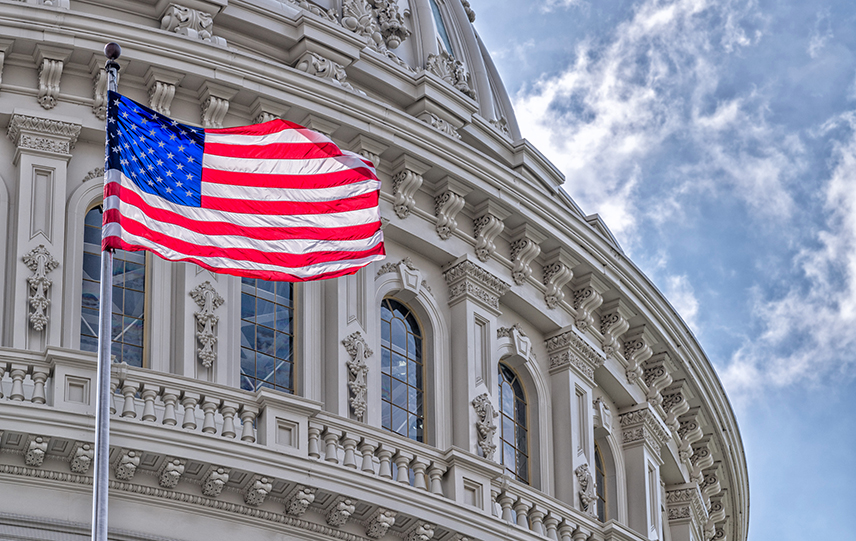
(92, 41), (121, 541)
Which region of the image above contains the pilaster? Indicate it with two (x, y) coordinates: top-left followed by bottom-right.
(665, 483), (708, 541)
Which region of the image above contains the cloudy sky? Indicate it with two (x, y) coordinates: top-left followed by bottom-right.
(467, 0), (856, 538)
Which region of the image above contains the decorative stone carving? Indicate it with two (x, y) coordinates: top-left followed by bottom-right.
(425, 50), (475, 99)
(498, 324), (532, 360)
(23, 245), (59, 332)
(472, 201), (509, 262)
(691, 438), (715, 478)
(622, 326), (654, 384)
(509, 224), (545, 286)
(0, 40), (10, 89)
(642, 352), (675, 406)
(392, 159), (426, 218)
(405, 521), (436, 541)
(701, 466), (722, 502)
(433, 178), (471, 240)
(618, 406), (670, 453)
(592, 397), (613, 434)
(70, 443), (94, 474)
(370, 0), (411, 49)
(472, 393), (498, 460)
(145, 68), (183, 116)
(25, 436), (48, 467)
(572, 273), (606, 330)
(201, 466), (230, 497)
(160, 4), (227, 46)
(678, 408), (705, 463)
(546, 328), (605, 383)
(364, 508), (397, 538)
(489, 116), (509, 136)
(285, 0), (337, 22)
(92, 68), (109, 120)
(377, 257), (424, 301)
(243, 475), (273, 506)
(250, 97), (289, 125)
(295, 53), (361, 94)
(461, 0), (476, 22)
(342, 0), (384, 49)
(443, 256), (511, 313)
(326, 495), (356, 526)
(114, 450), (141, 480)
(665, 485), (708, 526)
(599, 299), (632, 356)
(342, 331), (372, 421)
(422, 113), (460, 139)
(285, 485), (317, 516)
(7, 114), (81, 157)
(190, 281), (224, 369)
(541, 248), (578, 309)
(82, 167), (105, 183)
(36, 50), (66, 110)
(662, 380), (692, 433)
(574, 464), (597, 516)
(201, 96), (229, 129)
(158, 458), (185, 488)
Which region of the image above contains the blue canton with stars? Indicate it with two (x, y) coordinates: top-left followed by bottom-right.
(106, 90), (205, 207)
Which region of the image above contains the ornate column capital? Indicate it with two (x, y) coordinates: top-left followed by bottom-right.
(442, 255), (510, 315)
(666, 483), (709, 536)
(508, 223), (546, 286)
(618, 403), (670, 456)
(472, 200), (510, 262)
(7, 112), (81, 163)
(546, 326), (605, 386)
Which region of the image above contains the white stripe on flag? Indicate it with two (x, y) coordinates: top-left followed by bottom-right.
(201, 153), (372, 176)
(201, 178), (381, 202)
(204, 128), (332, 146)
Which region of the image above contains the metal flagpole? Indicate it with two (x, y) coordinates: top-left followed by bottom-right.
(92, 41), (121, 541)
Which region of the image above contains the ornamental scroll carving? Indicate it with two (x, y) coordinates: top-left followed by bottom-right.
(472, 393), (498, 460)
(364, 508), (397, 538)
(190, 282), (224, 369)
(370, 0), (411, 49)
(285, 485), (317, 516)
(574, 464), (597, 516)
(509, 226), (543, 286)
(296, 52), (363, 95)
(37, 57), (63, 110)
(23, 245), (59, 332)
(422, 113), (460, 139)
(405, 521), (436, 541)
(392, 168), (424, 218)
(326, 495), (356, 526)
(160, 3), (227, 46)
(287, 0), (337, 22)
(473, 203), (507, 262)
(201, 466), (230, 497)
(425, 50), (475, 99)
(342, 331), (372, 421)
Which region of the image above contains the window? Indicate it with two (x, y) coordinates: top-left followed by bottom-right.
(429, 0), (454, 54)
(380, 299), (424, 442)
(498, 363), (528, 483)
(595, 442), (608, 521)
(240, 278), (294, 393)
(80, 206), (146, 367)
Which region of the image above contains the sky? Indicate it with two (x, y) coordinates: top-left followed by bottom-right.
(467, 0), (856, 538)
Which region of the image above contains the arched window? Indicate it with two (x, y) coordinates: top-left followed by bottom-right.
(240, 278), (294, 393)
(428, 0), (454, 54)
(380, 298), (424, 442)
(80, 206), (146, 367)
(498, 363), (528, 483)
(595, 442), (608, 521)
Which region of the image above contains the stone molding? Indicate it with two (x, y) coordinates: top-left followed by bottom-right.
(443, 256), (511, 314)
(546, 327), (605, 384)
(618, 405), (670, 454)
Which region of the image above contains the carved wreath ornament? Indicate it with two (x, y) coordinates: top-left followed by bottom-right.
(23, 245), (59, 331)
(342, 331), (372, 421)
(190, 282), (224, 368)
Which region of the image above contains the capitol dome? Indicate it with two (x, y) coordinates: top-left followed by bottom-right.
(0, 1), (747, 541)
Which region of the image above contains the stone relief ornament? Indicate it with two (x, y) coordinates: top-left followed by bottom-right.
(364, 508), (397, 538)
(296, 52), (363, 94)
(158, 458), (185, 488)
(574, 464), (597, 517)
(23, 245), (59, 332)
(201, 466), (230, 497)
(92, 68), (109, 120)
(326, 496), (356, 526)
(342, 331), (372, 422)
(37, 56), (63, 109)
(425, 50), (475, 99)
(286, 0), (337, 22)
(405, 521), (436, 541)
(542, 260), (573, 309)
(622, 330), (652, 385)
(572, 273), (605, 330)
(392, 168), (424, 218)
(472, 393), (498, 460)
(434, 185), (468, 240)
(25, 436), (48, 467)
(461, 0), (476, 22)
(509, 236), (541, 286)
(599, 299), (631, 356)
(489, 116), (509, 136)
(641, 353), (674, 406)
(149, 80), (177, 116)
(201, 94), (229, 129)
(473, 213), (504, 262)
(422, 113), (461, 139)
(82, 167), (105, 183)
(286, 485), (317, 516)
(369, 0), (411, 49)
(244, 475), (273, 506)
(70, 443), (94, 474)
(160, 3), (227, 46)
(342, 0), (384, 49)
(190, 281), (224, 369)
(115, 450), (141, 480)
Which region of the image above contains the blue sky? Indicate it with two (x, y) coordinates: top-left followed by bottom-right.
(467, 0), (856, 538)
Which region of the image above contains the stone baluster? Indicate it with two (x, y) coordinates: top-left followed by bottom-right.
(109, 378), (119, 415)
(31, 368), (48, 404)
(121, 381), (139, 418)
(181, 393), (200, 429)
(239, 406), (258, 442)
(529, 506), (546, 535)
(411, 457), (429, 490)
(558, 523), (575, 541)
(427, 463), (445, 496)
(359, 439), (377, 474)
(9, 366), (27, 401)
(201, 398), (219, 434)
(323, 428), (342, 464)
(393, 450), (413, 484)
(162, 389), (179, 426)
(140, 384), (158, 422)
(220, 402), (237, 438)
(342, 435), (358, 468)
(498, 492), (516, 523)
(544, 513), (560, 540)
(377, 446), (394, 479)
(308, 422), (323, 458)
(514, 498), (532, 529)
(572, 527), (589, 541)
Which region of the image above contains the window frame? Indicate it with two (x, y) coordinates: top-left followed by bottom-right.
(380, 297), (426, 443)
(498, 361), (529, 484)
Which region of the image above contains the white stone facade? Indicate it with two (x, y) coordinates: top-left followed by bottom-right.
(0, 2), (748, 541)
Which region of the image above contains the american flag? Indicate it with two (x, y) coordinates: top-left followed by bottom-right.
(104, 90), (385, 281)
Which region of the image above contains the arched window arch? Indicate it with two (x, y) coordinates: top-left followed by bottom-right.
(380, 298), (424, 442)
(240, 278), (294, 393)
(80, 206), (147, 367)
(595, 441), (608, 522)
(498, 362), (528, 483)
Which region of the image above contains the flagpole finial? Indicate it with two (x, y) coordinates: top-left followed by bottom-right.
(104, 42), (121, 61)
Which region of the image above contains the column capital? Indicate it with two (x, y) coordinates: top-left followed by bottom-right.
(618, 403), (670, 456)
(546, 326), (605, 386)
(666, 483), (708, 537)
(7, 111), (81, 163)
(443, 255), (510, 315)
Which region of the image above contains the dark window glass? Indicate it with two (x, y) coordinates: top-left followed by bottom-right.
(595, 442), (608, 521)
(81, 206), (146, 367)
(240, 277), (294, 394)
(380, 299), (424, 442)
(499, 363), (528, 483)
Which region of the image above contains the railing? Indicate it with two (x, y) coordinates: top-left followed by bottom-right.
(0, 351), (52, 404)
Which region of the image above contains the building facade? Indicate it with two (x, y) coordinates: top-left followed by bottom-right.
(0, 1), (748, 541)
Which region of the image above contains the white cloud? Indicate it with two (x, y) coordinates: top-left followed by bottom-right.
(663, 275), (700, 330)
(807, 9), (833, 59)
(540, 0), (586, 13)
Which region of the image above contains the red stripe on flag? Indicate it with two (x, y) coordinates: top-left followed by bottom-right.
(204, 119), (313, 136)
(200, 166), (376, 189)
(201, 191), (379, 215)
(203, 142), (345, 160)
(104, 184), (380, 240)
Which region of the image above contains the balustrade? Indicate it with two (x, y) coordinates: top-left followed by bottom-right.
(0, 358), (52, 404)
